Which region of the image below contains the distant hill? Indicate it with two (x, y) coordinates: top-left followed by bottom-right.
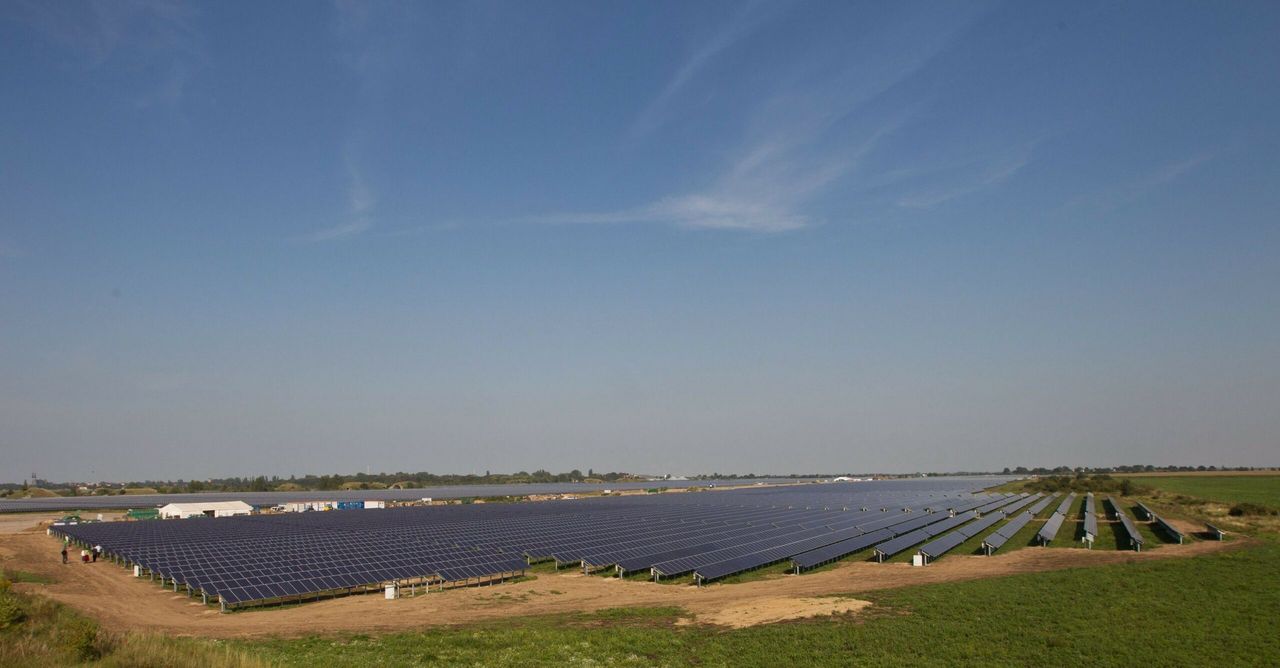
(11, 487), (60, 498)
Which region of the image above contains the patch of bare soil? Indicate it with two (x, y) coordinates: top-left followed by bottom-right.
(0, 514), (62, 535)
(680, 596), (872, 628)
(0, 517), (1248, 638)
(1163, 517), (1209, 536)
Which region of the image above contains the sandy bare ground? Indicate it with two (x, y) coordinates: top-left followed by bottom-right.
(679, 596), (873, 628)
(0, 515), (1245, 637)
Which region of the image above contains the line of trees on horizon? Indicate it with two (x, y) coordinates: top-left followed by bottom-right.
(999, 464), (1269, 475)
(1, 465), (1274, 497)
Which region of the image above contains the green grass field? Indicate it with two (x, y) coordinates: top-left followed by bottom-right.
(1121, 476), (1280, 508)
(232, 540), (1280, 667)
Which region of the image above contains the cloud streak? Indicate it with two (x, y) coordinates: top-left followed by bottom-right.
(895, 140), (1041, 209)
(296, 1), (413, 244)
(629, 1), (783, 139)
(536, 7), (985, 233)
(1132, 152), (1213, 191)
(300, 155), (376, 243)
(1066, 149), (1217, 213)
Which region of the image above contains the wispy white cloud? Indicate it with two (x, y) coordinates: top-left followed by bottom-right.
(895, 140), (1041, 209)
(379, 221), (462, 238)
(301, 219), (373, 243)
(537, 7), (984, 233)
(1131, 152), (1213, 191)
(527, 195), (807, 233)
(531, 113), (905, 233)
(629, 1), (783, 139)
(300, 153), (377, 243)
(1067, 149), (1217, 212)
(296, 1), (411, 244)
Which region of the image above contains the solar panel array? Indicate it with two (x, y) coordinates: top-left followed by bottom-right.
(1108, 496), (1145, 552)
(52, 478), (1010, 608)
(982, 506), (1035, 555)
(1026, 494), (1056, 516)
(868, 493), (1024, 562)
(1037, 493), (1076, 545)
(1082, 493), (1098, 544)
(917, 504), (1016, 562)
(1130, 502), (1184, 545)
(994, 493), (1042, 517)
(1055, 493), (1077, 516)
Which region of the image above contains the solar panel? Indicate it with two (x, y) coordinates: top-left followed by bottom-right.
(791, 528), (894, 570)
(1108, 497), (1145, 551)
(1153, 514), (1184, 544)
(1054, 493), (1076, 516)
(50, 477), (1015, 608)
(1037, 513), (1065, 545)
(918, 531), (967, 560)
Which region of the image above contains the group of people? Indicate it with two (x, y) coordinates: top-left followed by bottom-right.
(59, 542), (102, 564)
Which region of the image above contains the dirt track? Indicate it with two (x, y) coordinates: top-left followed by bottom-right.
(0, 515), (1244, 637)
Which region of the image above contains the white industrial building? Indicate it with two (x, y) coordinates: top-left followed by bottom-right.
(280, 500), (336, 513)
(278, 499), (386, 512)
(158, 501), (253, 519)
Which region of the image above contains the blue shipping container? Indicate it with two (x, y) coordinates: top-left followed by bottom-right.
(336, 501), (365, 510)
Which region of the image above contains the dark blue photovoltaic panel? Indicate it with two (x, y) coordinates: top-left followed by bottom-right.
(791, 528), (894, 569)
(1108, 497), (1144, 550)
(1153, 515), (1183, 543)
(1027, 494), (1056, 516)
(51, 478), (1013, 606)
(983, 511), (1034, 552)
(1038, 513), (1065, 544)
(918, 531), (966, 559)
(956, 512), (1004, 539)
(1055, 493), (1076, 516)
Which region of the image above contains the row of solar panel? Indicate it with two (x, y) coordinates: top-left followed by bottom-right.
(698, 494), (1031, 581)
(54, 483), (1012, 606)
(1082, 493), (1098, 542)
(1108, 497), (1145, 551)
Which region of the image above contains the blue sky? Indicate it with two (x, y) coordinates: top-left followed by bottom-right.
(2, 1), (1278, 482)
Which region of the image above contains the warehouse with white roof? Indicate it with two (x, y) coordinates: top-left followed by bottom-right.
(157, 501), (253, 519)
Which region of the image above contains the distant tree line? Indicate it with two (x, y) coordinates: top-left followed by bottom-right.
(999, 465), (1270, 476)
(0, 469), (649, 496)
(1, 464), (1274, 498)
(1020, 474), (1148, 495)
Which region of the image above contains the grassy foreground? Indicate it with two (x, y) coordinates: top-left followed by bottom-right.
(234, 540), (1280, 667)
(0, 576), (262, 667)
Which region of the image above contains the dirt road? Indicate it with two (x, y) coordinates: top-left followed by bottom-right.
(0, 514), (1243, 636)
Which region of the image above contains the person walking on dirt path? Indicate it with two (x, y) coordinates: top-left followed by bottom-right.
(92, 545), (100, 562)
(61, 546), (68, 564)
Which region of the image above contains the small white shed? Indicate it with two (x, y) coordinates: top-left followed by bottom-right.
(158, 501), (253, 519)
